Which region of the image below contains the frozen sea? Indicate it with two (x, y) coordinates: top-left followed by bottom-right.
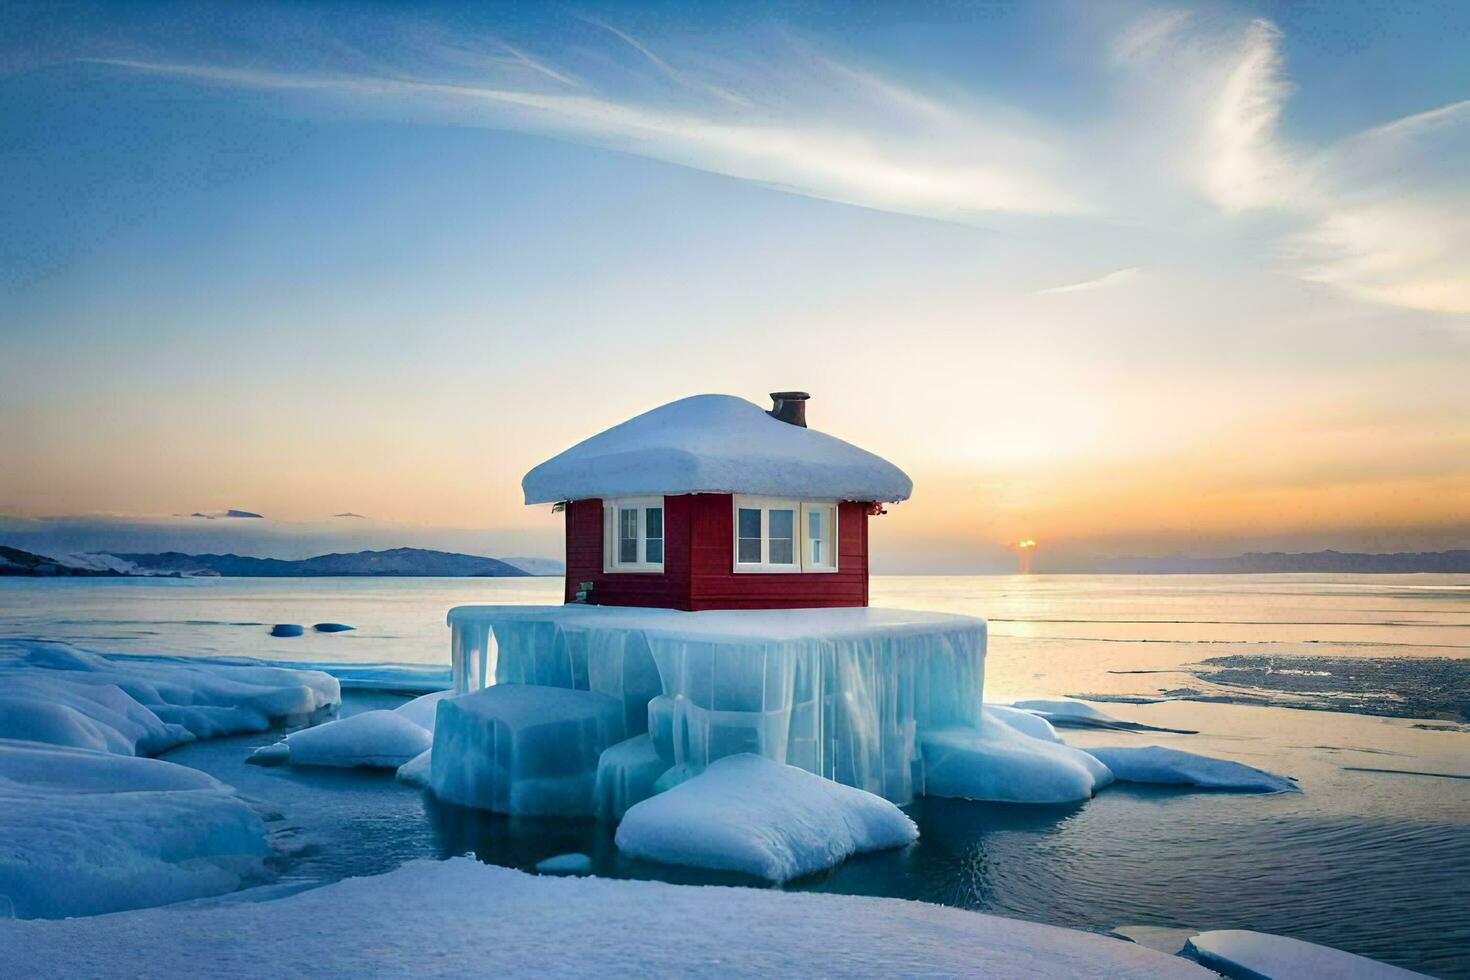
(2, 574), (1467, 976)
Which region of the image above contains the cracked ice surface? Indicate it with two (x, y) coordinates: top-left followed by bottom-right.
(447, 605), (986, 805)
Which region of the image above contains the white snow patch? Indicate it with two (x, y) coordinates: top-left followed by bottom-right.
(522, 393), (912, 504)
(1185, 929), (1427, 978)
(615, 754), (917, 882)
(920, 706), (1114, 804)
(0, 739), (271, 919)
(0, 859), (1210, 978)
(1083, 746), (1299, 793)
(253, 710), (432, 770)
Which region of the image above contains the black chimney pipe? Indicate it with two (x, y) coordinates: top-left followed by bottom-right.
(768, 391), (810, 427)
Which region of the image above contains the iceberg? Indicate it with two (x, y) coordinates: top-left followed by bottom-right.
(429, 684), (626, 816)
(919, 706), (1114, 804)
(1083, 746), (1299, 793)
(0, 739), (271, 919)
(0, 858), (1211, 977)
(447, 605), (986, 806)
(1184, 929), (1426, 978)
(251, 710), (431, 770)
(616, 753), (917, 882)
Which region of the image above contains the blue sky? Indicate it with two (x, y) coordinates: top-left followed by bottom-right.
(1, 0), (1467, 570)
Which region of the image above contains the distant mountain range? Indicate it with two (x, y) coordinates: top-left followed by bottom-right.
(0, 546), (131, 577)
(0, 546), (562, 578)
(1098, 550), (1470, 574)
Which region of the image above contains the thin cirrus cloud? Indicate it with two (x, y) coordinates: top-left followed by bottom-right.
(1038, 267), (1141, 295)
(82, 6), (1468, 315)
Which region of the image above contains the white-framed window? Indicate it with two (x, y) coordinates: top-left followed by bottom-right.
(732, 496), (838, 573)
(603, 496), (664, 573)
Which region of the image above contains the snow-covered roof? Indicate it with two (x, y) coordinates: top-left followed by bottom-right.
(522, 394), (913, 504)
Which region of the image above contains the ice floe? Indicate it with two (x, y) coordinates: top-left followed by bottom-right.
(615, 753), (917, 882)
(395, 748), (433, 787)
(0, 640), (340, 754)
(919, 706), (1114, 804)
(250, 709), (431, 770)
(0, 739), (271, 918)
(1012, 699), (1197, 734)
(1083, 746), (1299, 793)
(0, 858), (1211, 977)
(0, 640), (341, 917)
(1185, 929), (1426, 978)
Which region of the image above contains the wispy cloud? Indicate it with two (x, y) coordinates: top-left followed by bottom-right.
(1039, 267), (1141, 295)
(70, 7), (1470, 315)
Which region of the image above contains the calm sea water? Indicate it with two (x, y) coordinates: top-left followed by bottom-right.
(3, 574), (1468, 975)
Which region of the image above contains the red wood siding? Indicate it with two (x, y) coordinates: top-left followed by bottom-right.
(564, 494), (869, 611)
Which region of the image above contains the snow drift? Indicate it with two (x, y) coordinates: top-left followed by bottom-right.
(0, 858), (1211, 978)
(0, 740), (272, 918)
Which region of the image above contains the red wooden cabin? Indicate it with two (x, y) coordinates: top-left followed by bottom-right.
(522, 392), (912, 611)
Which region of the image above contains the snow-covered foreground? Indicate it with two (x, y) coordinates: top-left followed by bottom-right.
(0, 640), (340, 918)
(0, 858), (1210, 979)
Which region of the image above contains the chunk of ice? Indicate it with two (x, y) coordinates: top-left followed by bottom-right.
(450, 605), (987, 805)
(1185, 929), (1426, 978)
(255, 710), (431, 770)
(393, 690), (453, 732)
(535, 853), (594, 876)
(0, 739), (271, 919)
(1083, 746), (1299, 793)
(615, 753), (917, 882)
(429, 685), (625, 816)
(396, 749), (432, 788)
(920, 706), (1113, 804)
(0, 640), (340, 755)
(594, 734), (667, 821)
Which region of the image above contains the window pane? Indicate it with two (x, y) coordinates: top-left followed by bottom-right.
(737, 507), (762, 564)
(768, 509), (794, 564)
(808, 510), (823, 565)
(644, 507), (663, 565)
(619, 508), (638, 564)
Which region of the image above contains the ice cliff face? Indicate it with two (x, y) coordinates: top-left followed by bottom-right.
(447, 606), (987, 807)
